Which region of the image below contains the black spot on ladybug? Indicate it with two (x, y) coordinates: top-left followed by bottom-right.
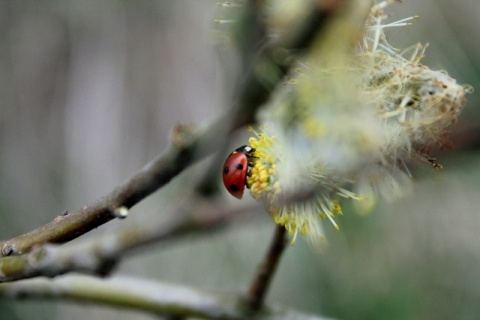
(223, 166), (229, 174)
(229, 184), (240, 192)
(236, 163), (244, 170)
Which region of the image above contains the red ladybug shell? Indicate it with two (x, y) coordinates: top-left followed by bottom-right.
(222, 147), (250, 199)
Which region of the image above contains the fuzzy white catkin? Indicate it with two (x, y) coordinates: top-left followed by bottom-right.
(221, 1), (472, 244)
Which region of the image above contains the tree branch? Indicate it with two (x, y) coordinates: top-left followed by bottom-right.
(0, 199), (256, 282)
(244, 225), (288, 314)
(0, 275), (334, 320)
(0, 124), (217, 257)
(1, 275), (243, 320)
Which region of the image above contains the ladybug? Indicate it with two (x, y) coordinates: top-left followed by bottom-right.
(222, 145), (254, 199)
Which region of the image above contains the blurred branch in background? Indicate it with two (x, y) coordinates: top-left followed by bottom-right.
(0, 275), (333, 320)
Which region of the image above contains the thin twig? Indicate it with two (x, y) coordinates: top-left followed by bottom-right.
(245, 225), (288, 313)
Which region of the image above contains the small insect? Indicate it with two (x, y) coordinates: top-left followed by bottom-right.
(222, 145), (254, 199)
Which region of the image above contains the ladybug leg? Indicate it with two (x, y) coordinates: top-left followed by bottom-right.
(246, 149), (257, 167)
(245, 165), (254, 189)
(245, 148), (256, 189)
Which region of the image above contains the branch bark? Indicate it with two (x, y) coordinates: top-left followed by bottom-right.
(245, 225), (288, 314)
(0, 124), (216, 257)
(0, 200), (255, 282)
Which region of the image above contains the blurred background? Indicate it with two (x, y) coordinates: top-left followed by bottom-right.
(0, 1), (479, 319)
